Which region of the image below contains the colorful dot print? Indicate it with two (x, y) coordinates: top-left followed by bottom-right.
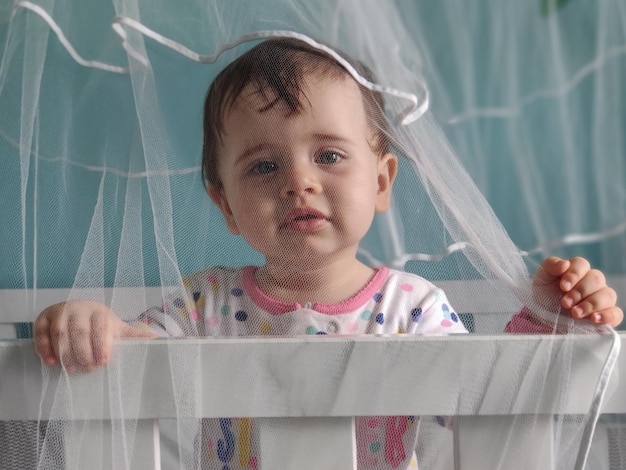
(441, 304), (459, 328)
(207, 275), (219, 292)
(137, 268), (459, 470)
(411, 307), (422, 323)
(249, 456), (258, 469)
(192, 291), (204, 311)
(367, 418), (382, 427)
(206, 438), (215, 460)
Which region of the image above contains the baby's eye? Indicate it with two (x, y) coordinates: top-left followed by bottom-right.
(251, 161), (278, 175)
(315, 151), (343, 165)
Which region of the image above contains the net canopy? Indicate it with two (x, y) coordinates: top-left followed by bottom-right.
(0, 0), (624, 469)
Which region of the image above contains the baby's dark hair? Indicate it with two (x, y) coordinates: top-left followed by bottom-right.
(202, 37), (393, 189)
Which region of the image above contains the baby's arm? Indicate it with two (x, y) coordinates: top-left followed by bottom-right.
(34, 300), (157, 374)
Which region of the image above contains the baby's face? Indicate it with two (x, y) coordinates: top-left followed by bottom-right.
(209, 74), (396, 269)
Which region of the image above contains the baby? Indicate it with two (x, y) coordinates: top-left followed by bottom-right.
(34, 38), (622, 469)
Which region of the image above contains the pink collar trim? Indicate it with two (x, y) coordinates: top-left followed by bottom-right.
(242, 265), (390, 315)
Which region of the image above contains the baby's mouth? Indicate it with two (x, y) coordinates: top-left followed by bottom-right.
(294, 214), (319, 221)
(282, 207), (329, 229)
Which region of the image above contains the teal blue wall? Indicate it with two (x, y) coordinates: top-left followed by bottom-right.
(1, 1), (624, 291)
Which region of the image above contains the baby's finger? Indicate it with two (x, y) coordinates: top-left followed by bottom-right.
(48, 308), (71, 370)
(561, 269), (609, 309)
(569, 287), (617, 319)
(67, 311), (97, 373)
(591, 306), (625, 327)
(538, 256), (569, 279)
(118, 321), (159, 339)
(91, 312), (112, 366)
(559, 256), (591, 293)
(33, 313), (57, 366)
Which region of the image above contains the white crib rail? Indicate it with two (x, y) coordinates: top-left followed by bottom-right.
(3, 275), (623, 323)
(0, 333), (624, 469)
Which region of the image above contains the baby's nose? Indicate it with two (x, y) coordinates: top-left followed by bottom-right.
(280, 163), (321, 197)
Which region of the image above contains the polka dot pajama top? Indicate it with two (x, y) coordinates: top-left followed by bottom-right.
(138, 266), (469, 469)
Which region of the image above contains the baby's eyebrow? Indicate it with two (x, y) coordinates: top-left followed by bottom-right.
(234, 143), (270, 165)
(311, 133), (354, 145)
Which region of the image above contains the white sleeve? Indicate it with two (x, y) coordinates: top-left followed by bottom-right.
(409, 287), (469, 335)
(134, 271), (213, 337)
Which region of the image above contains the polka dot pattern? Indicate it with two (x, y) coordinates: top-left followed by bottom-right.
(441, 303), (459, 328)
(142, 268), (466, 367)
(411, 307), (422, 322)
(136, 267), (468, 470)
(190, 309), (199, 321)
(207, 275), (220, 292)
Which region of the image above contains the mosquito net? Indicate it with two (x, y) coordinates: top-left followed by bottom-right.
(0, 0), (623, 469)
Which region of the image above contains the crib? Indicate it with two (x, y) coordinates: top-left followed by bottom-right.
(1, 285), (625, 469)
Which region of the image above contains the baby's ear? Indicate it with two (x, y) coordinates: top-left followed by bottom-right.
(375, 152), (398, 212)
(207, 185), (240, 235)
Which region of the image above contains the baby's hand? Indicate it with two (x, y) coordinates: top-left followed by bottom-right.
(34, 300), (156, 373)
(534, 256), (623, 327)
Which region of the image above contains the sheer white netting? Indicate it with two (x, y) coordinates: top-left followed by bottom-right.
(0, 0), (624, 469)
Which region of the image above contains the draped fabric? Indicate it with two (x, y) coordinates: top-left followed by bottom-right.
(0, 1), (623, 469)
